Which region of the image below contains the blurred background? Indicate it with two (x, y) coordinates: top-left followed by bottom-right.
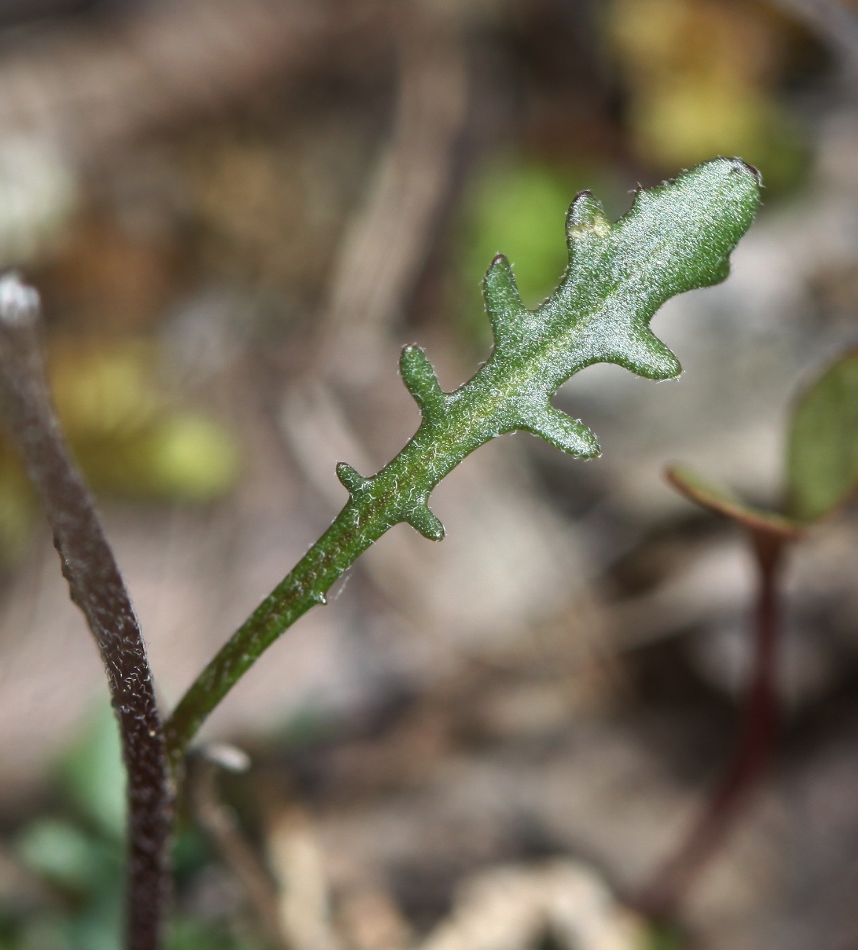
(1, 0), (858, 946)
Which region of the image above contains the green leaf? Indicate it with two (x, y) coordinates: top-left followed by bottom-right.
(410, 158), (760, 460)
(643, 921), (686, 950)
(167, 158), (761, 760)
(58, 702), (126, 841)
(667, 465), (802, 539)
(787, 349), (858, 522)
(16, 818), (104, 891)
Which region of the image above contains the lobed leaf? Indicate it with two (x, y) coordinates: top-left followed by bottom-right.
(167, 158), (762, 760)
(389, 159), (762, 522)
(402, 158), (761, 466)
(524, 158), (761, 389)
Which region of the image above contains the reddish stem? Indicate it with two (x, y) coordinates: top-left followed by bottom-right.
(637, 529), (786, 920)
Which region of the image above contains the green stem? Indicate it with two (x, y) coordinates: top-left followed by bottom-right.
(165, 415), (473, 768)
(165, 497), (377, 768)
(164, 349), (560, 767)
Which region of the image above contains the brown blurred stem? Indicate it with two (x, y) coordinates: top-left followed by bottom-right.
(767, 0), (858, 77)
(190, 752), (289, 950)
(0, 275), (172, 950)
(637, 529), (786, 920)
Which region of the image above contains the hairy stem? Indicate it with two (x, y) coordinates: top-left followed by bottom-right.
(165, 410), (474, 767)
(164, 333), (616, 765)
(0, 276), (172, 950)
(637, 529), (785, 920)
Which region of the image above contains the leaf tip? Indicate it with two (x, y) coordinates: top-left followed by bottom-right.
(482, 253), (515, 292)
(682, 156), (761, 220)
(404, 502), (445, 541)
(519, 404), (601, 459)
(629, 327), (682, 380)
(400, 344), (446, 422)
(336, 462), (370, 496)
(483, 253), (525, 308)
(0, 272), (39, 328)
(566, 191), (610, 241)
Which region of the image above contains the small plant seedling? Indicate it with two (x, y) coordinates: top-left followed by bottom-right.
(640, 349), (858, 919)
(165, 158), (762, 768)
(0, 157), (761, 949)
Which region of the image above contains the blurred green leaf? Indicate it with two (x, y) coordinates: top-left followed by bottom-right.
(786, 350), (858, 522)
(167, 917), (267, 950)
(19, 918), (68, 950)
(643, 921), (685, 950)
(15, 810), (124, 950)
(0, 456), (37, 565)
(48, 339), (240, 503)
(58, 703), (126, 842)
(68, 904), (123, 950)
(667, 465), (801, 538)
(606, 0), (808, 192)
(171, 825), (213, 884)
(5, 707), (264, 948)
(144, 413), (240, 501)
(457, 159), (622, 343)
(16, 819), (103, 892)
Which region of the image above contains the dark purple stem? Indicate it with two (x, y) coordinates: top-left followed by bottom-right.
(637, 528), (785, 920)
(0, 276), (172, 950)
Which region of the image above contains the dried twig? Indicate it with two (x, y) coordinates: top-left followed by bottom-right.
(0, 274), (171, 950)
(417, 860), (643, 950)
(279, 0), (469, 605)
(189, 748), (290, 950)
(317, 0), (469, 386)
(267, 805), (342, 950)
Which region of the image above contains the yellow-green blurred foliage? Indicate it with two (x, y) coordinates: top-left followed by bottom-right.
(606, 0), (808, 189)
(0, 340), (240, 565)
(49, 340), (240, 503)
(456, 158), (623, 347)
